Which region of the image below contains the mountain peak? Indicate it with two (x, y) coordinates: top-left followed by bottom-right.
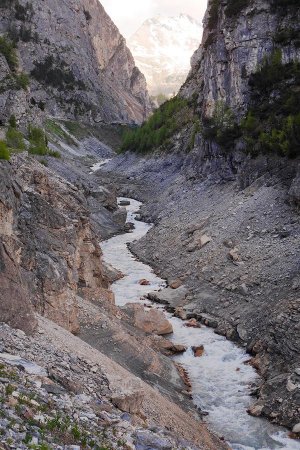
(128, 14), (203, 97)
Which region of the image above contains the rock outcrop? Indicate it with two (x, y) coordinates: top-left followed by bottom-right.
(180, 0), (300, 120)
(0, 0), (152, 126)
(0, 154), (115, 334)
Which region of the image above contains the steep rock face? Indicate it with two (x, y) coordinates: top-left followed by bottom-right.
(0, 155), (114, 334)
(128, 14), (203, 97)
(0, 0), (152, 126)
(180, 0), (300, 119)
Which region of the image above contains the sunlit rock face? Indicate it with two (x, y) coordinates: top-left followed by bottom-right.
(0, 0), (152, 125)
(128, 14), (203, 98)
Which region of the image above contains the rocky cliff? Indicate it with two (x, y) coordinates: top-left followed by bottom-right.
(0, 153), (119, 335)
(0, 0), (152, 126)
(180, 0), (300, 120)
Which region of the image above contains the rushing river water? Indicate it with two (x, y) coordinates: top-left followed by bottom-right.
(101, 197), (300, 450)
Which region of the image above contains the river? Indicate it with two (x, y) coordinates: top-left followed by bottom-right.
(101, 197), (300, 450)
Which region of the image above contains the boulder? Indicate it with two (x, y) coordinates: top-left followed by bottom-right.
(102, 262), (123, 283)
(119, 200), (131, 206)
(185, 318), (201, 328)
(192, 345), (205, 357)
(139, 279), (150, 286)
(124, 222), (135, 232)
(169, 279), (182, 289)
(248, 403), (263, 417)
(111, 384), (144, 414)
(292, 423), (300, 434)
(147, 286), (189, 310)
(228, 247), (240, 262)
(124, 304), (173, 335)
(160, 339), (186, 355)
(135, 431), (172, 450)
(112, 207), (127, 227)
(199, 234), (212, 248)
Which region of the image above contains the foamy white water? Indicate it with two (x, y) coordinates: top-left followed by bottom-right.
(101, 198), (300, 450)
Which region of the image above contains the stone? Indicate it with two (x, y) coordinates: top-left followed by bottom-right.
(124, 304), (173, 335)
(174, 307), (187, 320)
(292, 423), (300, 434)
(228, 247), (240, 262)
(248, 404), (263, 417)
(147, 286), (189, 309)
(119, 200), (131, 206)
(237, 325), (248, 341)
(124, 222), (135, 232)
(111, 385), (144, 414)
(135, 430), (172, 449)
(199, 234), (212, 248)
(185, 319), (201, 328)
(42, 384), (65, 395)
(169, 279), (182, 289)
(139, 279), (150, 286)
(192, 345), (205, 357)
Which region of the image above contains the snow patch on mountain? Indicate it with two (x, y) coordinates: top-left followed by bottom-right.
(128, 14), (203, 99)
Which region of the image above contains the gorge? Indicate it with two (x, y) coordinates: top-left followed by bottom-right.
(0, 0), (299, 449)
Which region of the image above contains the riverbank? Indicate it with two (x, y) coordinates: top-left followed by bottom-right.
(98, 196), (300, 450)
(98, 149), (300, 433)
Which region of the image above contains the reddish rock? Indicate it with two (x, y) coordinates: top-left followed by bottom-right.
(185, 318), (201, 328)
(192, 345), (205, 357)
(139, 279), (150, 286)
(169, 279), (182, 289)
(124, 304), (173, 335)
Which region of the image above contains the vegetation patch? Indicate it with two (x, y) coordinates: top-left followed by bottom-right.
(14, 1), (34, 21)
(202, 50), (300, 158)
(273, 27), (300, 47)
(45, 119), (77, 147)
(6, 126), (25, 151)
(119, 97), (194, 154)
(31, 56), (86, 91)
(207, 0), (220, 31)
(240, 50), (300, 157)
(0, 141), (10, 160)
(225, 0), (250, 17)
(62, 120), (124, 151)
(0, 35), (18, 71)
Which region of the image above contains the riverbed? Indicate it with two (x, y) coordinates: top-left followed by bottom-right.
(101, 197), (300, 450)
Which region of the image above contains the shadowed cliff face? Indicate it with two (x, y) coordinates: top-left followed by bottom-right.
(0, 0), (152, 126)
(180, 0), (300, 120)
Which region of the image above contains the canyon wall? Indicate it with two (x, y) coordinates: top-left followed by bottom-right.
(0, 0), (152, 126)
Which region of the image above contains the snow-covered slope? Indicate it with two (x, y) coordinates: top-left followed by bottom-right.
(128, 14), (203, 99)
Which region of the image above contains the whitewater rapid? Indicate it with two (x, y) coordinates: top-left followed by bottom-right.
(101, 197), (300, 450)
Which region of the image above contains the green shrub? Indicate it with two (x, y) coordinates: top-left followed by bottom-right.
(31, 55), (86, 91)
(28, 125), (48, 155)
(84, 9), (92, 21)
(15, 1), (33, 21)
(225, 0), (249, 17)
(15, 72), (29, 89)
(273, 28), (300, 47)
(6, 126), (25, 150)
(0, 35), (18, 71)
(48, 150), (61, 158)
(202, 101), (240, 150)
(0, 141), (10, 160)
(9, 114), (16, 128)
(207, 0), (219, 30)
(241, 49), (300, 157)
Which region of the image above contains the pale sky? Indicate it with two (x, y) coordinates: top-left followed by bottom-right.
(100, 0), (208, 38)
